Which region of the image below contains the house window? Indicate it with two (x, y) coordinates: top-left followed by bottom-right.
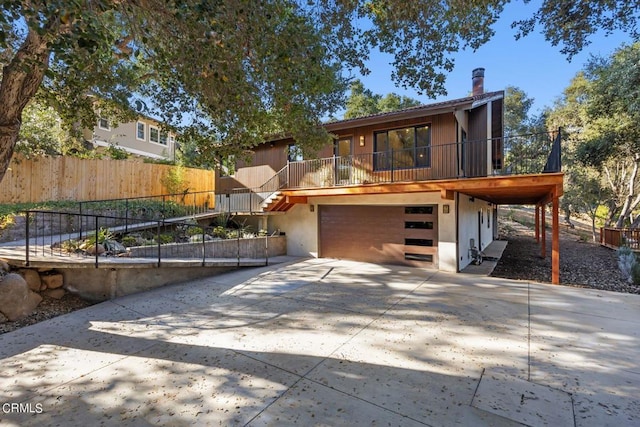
(159, 132), (167, 145)
(374, 124), (431, 170)
(98, 118), (110, 131)
(405, 206), (434, 215)
(136, 122), (145, 140)
(405, 221), (434, 229)
(288, 144), (303, 162)
(149, 126), (159, 143)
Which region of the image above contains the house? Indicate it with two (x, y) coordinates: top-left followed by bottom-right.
(84, 114), (178, 161)
(215, 68), (564, 283)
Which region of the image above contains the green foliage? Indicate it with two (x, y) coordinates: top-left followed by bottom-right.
(617, 246), (638, 284)
(0, 201), (78, 223)
(2, 0), (638, 185)
(161, 166), (189, 195)
(105, 144), (130, 160)
(157, 233), (174, 244)
(85, 227), (114, 246)
(15, 99), (68, 157)
(186, 226), (204, 237)
(120, 236), (138, 247)
(504, 86), (536, 137)
(343, 80), (421, 119)
(212, 226), (226, 238)
(548, 43), (640, 228)
(60, 239), (81, 253)
(512, 1), (640, 60)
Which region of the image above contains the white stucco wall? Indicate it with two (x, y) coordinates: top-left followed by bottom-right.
(268, 192), (458, 272)
(457, 194), (495, 270)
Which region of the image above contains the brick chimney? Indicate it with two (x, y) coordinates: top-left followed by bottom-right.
(472, 67), (485, 96)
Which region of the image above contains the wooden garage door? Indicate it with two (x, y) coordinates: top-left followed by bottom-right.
(319, 205), (438, 267)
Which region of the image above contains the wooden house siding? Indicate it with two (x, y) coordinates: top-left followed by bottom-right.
(491, 98), (504, 170)
(229, 92), (505, 190)
(465, 104), (488, 177)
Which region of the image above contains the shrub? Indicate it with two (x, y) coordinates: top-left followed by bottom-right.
(213, 226), (226, 238)
(632, 262), (640, 286)
(120, 236), (138, 247)
(60, 239), (81, 252)
(617, 246), (636, 284)
(85, 227), (113, 246)
(157, 233), (174, 244)
(186, 226), (204, 236)
(161, 165), (189, 195)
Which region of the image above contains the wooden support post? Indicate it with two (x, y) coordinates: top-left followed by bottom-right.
(541, 204), (546, 258)
(535, 204), (540, 243)
(552, 196), (560, 284)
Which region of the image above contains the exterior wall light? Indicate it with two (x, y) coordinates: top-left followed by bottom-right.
(359, 135), (365, 147)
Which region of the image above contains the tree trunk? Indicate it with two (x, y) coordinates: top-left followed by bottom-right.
(615, 154), (640, 228)
(0, 27), (53, 184)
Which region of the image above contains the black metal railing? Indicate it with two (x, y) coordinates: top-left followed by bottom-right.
(22, 210), (280, 267)
(75, 190), (216, 221)
(209, 130), (562, 214)
(286, 131), (561, 189)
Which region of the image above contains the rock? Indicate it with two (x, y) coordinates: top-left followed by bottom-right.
(0, 273), (43, 321)
(85, 244), (105, 255)
(17, 269), (42, 292)
(190, 234), (214, 242)
(41, 273), (64, 289)
(0, 311), (7, 323)
(0, 258), (9, 274)
(102, 239), (127, 255)
(43, 288), (66, 299)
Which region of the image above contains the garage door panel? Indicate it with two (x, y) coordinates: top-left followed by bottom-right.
(319, 205), (438, 268)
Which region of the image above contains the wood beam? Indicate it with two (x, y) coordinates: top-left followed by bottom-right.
(552, 196), (560, 284)
(440, 189), (455, 200)
(285, 196), (308, 204)
(535, 204), (540, 243)
(541, 204), (546, 258)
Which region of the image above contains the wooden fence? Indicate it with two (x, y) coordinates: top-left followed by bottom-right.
(601, 227), (640, 251)
(0, 155), (216, 204)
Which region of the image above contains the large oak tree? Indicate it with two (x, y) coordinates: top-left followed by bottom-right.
(1, 0), (638, 184)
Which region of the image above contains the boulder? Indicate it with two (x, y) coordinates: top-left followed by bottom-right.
(17, 269), (42, 292)
(0, 258), (9, 274)
(0, 273), (42, 321)
(43, 288), (66, 299)
(85, 243), (105, 255)
(41, 273), (64, 289)
(102, 239), (128, 255)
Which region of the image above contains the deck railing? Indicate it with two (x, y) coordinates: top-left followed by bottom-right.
(287, 131), (561, 189)
(213, 130), (562, 213)
(601, 227), (640, 250)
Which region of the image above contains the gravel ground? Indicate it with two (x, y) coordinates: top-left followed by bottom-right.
(1, 214), (637, 335)
(0, 293), (93, 335)
(491, 218), (638, 294)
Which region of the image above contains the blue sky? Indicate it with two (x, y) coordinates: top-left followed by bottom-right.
(356, 1), (634, 116)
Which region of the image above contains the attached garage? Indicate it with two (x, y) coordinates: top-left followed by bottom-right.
(318, 205), (438, 267)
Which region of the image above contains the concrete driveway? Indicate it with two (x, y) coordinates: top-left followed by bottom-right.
(0, 259), (638, 426)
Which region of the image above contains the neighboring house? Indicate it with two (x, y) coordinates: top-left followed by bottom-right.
(84, 115), (178, 161)
(215, 68), (564, 283)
